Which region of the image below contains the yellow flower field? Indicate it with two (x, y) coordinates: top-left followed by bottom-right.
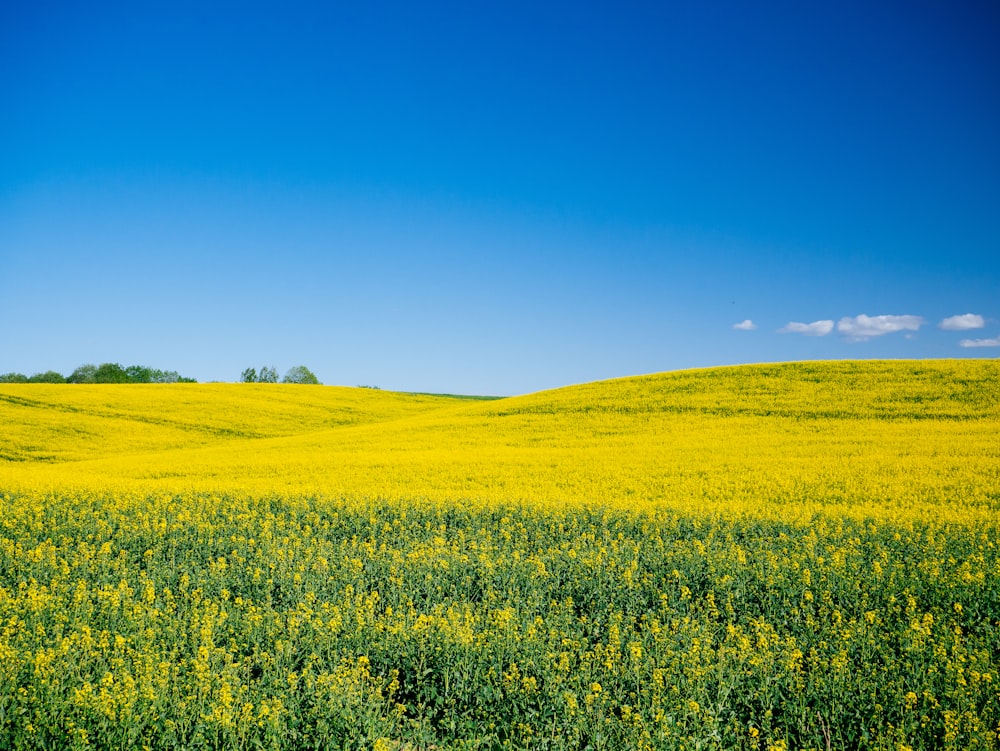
(1, 360), (998, 749)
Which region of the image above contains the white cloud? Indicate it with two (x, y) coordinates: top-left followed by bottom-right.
(837, 314), (924, 341)
(940, 313), (985, 331)
(959, 337), (1000, 348)
(732, 319), (757, 331)
(778, 320), (834, 336)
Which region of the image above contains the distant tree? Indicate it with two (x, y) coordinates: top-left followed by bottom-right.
(282, 366), (320, 385)
(93, 362), (129, 383)
(152, 369), (194, 383)
(126, 365), (154, 383)
(67, 364), (97, 384)
(28, 371), (65, 383)
(0, 372), (29, 383)
(241, 366), (279, 383)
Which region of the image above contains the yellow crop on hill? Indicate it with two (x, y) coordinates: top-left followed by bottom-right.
(0, 383), (469, 464)
(1, 360), (998, 749)
(2, 360), (998, 523)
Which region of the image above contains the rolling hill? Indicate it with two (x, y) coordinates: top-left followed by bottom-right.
(2, 360), (998, 521)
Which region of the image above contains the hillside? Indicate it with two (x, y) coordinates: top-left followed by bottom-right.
(0, 384), (470, 463)
(2, 360), (998, 520)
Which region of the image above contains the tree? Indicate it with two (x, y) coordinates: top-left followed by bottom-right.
(282, 365), (320, 385)
(0, 372), (28, 383)
(93, 362), (129, 383)
(67, 364), (97, 384)
(126, 365), (154, 383)
(28, 371), (66, 383)
(241, 366), (278, 383)
(152, 369), (194, 383)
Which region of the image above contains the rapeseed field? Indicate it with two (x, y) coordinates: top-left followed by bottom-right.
(1, 360), (998, 749)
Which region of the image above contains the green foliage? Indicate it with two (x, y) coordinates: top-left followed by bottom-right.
(126, 365), (155, 383)
(67, 364), (98, 383)
(124, 365), (192, 383)
(0, 494), (996, 750)
(241, 366), (279, 383)
(0, 372), (29, 383)
(18, 363), (195, 384)
(94, 362), (130, 383)
(28, 371), (66, 383)
(242, 365), (313, 384)
(282, 365), (320, 385)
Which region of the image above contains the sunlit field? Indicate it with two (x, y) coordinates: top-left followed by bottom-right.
(1, 360), (998, 749)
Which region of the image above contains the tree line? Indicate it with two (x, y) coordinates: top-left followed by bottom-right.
(1, 363), (322, 385)
(0, 363), (197, 384)
(241, 365), (320, 384)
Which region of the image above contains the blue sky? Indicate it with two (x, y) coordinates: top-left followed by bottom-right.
(2, 0), (998, 395)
